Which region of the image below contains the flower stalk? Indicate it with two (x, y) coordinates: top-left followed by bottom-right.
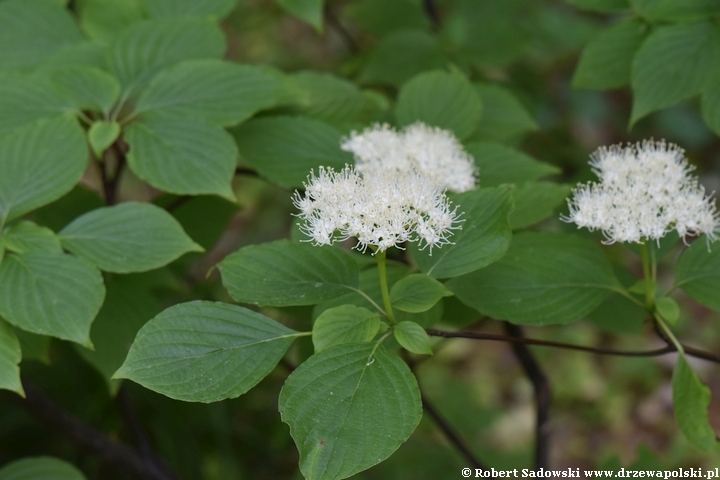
(376, 250), (396, 324)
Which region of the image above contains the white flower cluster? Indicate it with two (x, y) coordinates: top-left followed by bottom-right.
(341, 122), (477, 193)
(293, 165), (461, 253)
(563, 140), (719, 244)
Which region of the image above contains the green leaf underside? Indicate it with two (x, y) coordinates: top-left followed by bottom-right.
(107, 17), (225, 96)
(672, 354), (720, 451)
(218, 240), (359, 306)
(0, 117), (88, 225)
(276, 0), (325, 32)
(135, 60), (280, 126)
(466, 142), (559, 188)
(573, 18), (648, 90)
(674, 238), (720, 311)
(312, 305), (381, 352)
(115, 301), (299, 403)
(144, 0), (237, 19)
(125, 117), (237, 199)
(389, 274), (452, 313)
(0, 456), (87, 480)
(49, 66), (121, 114)
(0, 319), (23, 396)
(0, 73), (76, 135)
(279, 343), (422, 480)
(508, 182), (573, 229)
(2, 222), (62, 254)
(395, 70), (482, 140)
(0, 252), (105, 345)
(447, 232), (619, 325)
(88, 121), (121, 158)
(78, 0), (145, 43)
(472, 84), (538, 142)
(60, 202), (202, 273)
(410, 186), (513, 279)
(232, 116), (353, 189)
(655, 296), (680, 323)
(314, 264), (443, 329)
(393, 321), (432, 355)
(630, 22), (720, 125)
(0, 0), (84, 71)
(358, 30), (448, 88)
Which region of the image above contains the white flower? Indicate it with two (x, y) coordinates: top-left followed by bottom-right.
(293, 165), (461, 253)
(563, 140), (719, 244)
(341, 122), (477, 193)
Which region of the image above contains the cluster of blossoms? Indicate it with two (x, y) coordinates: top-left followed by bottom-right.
(293, 165), (461, 254)
(341, 122), (477, 193)
(563, 140), (719, 244)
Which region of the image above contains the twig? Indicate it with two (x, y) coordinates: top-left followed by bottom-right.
(235, 166), (259, 177)
(423, 0), (441, 30)
(116, 386), (179, 480)
(19, 379), (173, 480)
(503, 323), (551, 469)
(163, 196), (193, 212)
(324, 4), (359, 53)
(100, 142), (126, 205)
(651, 321), (720, 364)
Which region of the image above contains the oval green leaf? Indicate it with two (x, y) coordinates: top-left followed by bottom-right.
(0, 252), (105, 346)
(114, 300), (301, 403)
(410, 186), (513, 279)
(674, 239), (720, 311)
(390, 274), (452, 313)
(395, 70), (482, 140)
(0, 73), (76, 135)
(446, 232), (619, 325)
(60, 202), (202, 273)
(88, 121), (121, 159)
(2, 221), (62, 254)
(218, 240), (359, 306)
(50, 66), (121, 115)
(672, 354), (720, 451)
(144, 0), (237, 18)
(312, 305), (381, 352)
(0, 319), (23, 396)
(471, 83), (538, 142)
(276, 0), (325, 32)
(279, 343), (422, 480)
(465, 142), (559, 188)
(0, 456), (87, 480)
(393, 321), (433, 355)
(508, 182), (572, 230)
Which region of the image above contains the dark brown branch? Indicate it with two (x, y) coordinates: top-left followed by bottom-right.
(423, 0), (441, 30)
(100, 142), (126, 206)
(116, 386), (179, 480)
(235, 166), (259, 177)
(504, 323), (550, 469)
(19, 379), (172, 480)
(324, 4), (359, 53)
(163, 195), (193, 212)
(651, 321), (720, 364)
(426, 329), (681, 359)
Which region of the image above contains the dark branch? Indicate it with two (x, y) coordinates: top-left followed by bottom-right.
(651, 321), (720, 364)
(116, 387), (179, 480)
(163, 196), (193, 212)
(423, 0), (441, 30)
(100, 142), (126, 206)
(235, 166), (259, 177)
(504, 323), (550, 469)
(20, 379), (173, 480)
(324, 4), (359, 53)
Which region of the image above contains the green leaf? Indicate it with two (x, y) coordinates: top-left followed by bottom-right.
(672, 354), (720, 451)
(60, 202), (202, 273)
(276, 0), (325, 31)
(674, 238), (720, 311)
(143, 0), (237, 18)
(447, 232), (619, 325)
(587, 293), (646, 334)
(508, 182), (572, 230)
(312, 305), (381, 352)
(40, 41), (107, 71)
(0, 0), (84, 70)
(573, 19), (649, 90)
(279, 343), (422, 480)
(701, 84), (720, 136)
(0, 456), (87, 480)
(49, 66), (122, 115)
(655, 296), (680, 324)
(135, 60), (280, 126)
(346, 0), (429, 37)
(471, 84), (538, 142)
(283, 71), (388, 130)
(630, 22), (720, 125)
(410, 186), (513, 279)
(631, 0), (720, 22)
(125, 117), (237, 199)
(565, 0), (629, 12)
(0, 252), (105, 346)
(232, 116), (353, 189)
(107, 17), (225, 97)
(14, 329), (51, 364)
(0, 319), (23, 396)
(2, 222), (62, 254)
(358, 30), (448, 88)
(0, 73), (76, 136)
(76, 271), (173, 393)
(87, 121), (120, 159)
(77, 0), (145, 43)
(393, 321), (432, 355)
(115, 300), (300, 402)
(466, 142), (560, 188)
(395, 70), (482, 141)
(0, 117), (88, 224)
(218, 240), (359, 306)
(390, 274), (452, 313)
